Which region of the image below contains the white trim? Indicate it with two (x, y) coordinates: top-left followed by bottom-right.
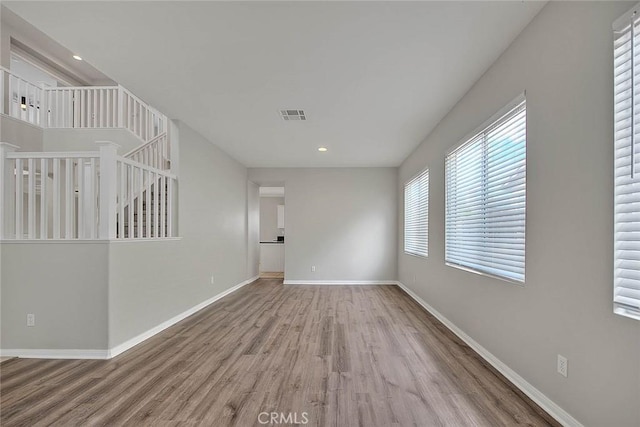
(0, 239), (112, 244)
(0, 238), (182, 244)
(283, 280), (397, 285)
(107, 237), (182, 244)
(0, 113), (44, 131)
(0, 275), (260, 360)
(0, 349), (109, 359)
(109, 275), (259, 358)
(395, 282), (583, 427)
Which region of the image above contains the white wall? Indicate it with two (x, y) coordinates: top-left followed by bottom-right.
(259, 196), (284, 242)
(0, 242), (109, 350)
(108, 121), (251, 348)
(398, 2), (639, 426)
(249, 167), (397, 282)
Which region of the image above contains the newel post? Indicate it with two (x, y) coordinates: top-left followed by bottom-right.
(97, 141), (120, 239)
(0, 142), (19, 240)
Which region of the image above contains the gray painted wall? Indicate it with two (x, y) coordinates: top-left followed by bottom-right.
(1, 115), (43, 151)
(0, 242), (109, 349)
(249, 168), (397, 282)
(43, 128), (142, 154)
(0, 121), (252, 351)
(397, 2), (639, 426)
(108, 122), (250, 347)
(259, 196), (284, 242)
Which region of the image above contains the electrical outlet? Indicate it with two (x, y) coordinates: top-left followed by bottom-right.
(311, 266), (316, 272)
(557, 354), (568, 378)
(26, 313), (35, 327)
(210, 276), (215, 285)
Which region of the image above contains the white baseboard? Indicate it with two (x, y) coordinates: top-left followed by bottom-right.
(395, 282), (582, 427)
(0, 275), (260, 361)
(283, 280), (397, 285)
(0, 349), (109, 359)
(109, 275), (259, 358)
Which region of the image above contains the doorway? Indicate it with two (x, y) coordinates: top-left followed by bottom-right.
(258, 186), (285, 278)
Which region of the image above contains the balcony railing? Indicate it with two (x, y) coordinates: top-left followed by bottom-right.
(0, 67), (170, 170)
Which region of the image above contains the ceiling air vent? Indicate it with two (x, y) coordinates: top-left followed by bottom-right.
(280, 109), (306, 121)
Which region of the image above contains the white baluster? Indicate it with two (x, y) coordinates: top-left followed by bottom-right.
(167, 178), (173, 237)
(119, 161), (125, 238)
(65, 158), (73, 238)
(27, 158), (35, 238)
(15, 158), (23, 239)
(146, 169), (151, 238)
(97, 141), (120, 240)
(128, 163), (134, 238)
(0, 143), (19, 240)
(160, 175), (166, 237)
(138, 166), (143, 238)
(77, 158), (84, 238)
(53, 158), (60, 238)
(40, 158), (48, 239)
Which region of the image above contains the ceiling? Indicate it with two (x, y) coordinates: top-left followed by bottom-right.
(2, 7), (115, 86)
(4, 1), (545, 168)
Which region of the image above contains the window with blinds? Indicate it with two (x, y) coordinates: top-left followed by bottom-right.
(613, 5), (640, 321)
(404, 169), (429, 257)
(445, 97), (526, 283)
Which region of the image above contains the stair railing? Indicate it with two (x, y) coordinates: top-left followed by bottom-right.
(123, 132), (170, 170)
(0, 141), (177, 240)
(115, 156), (176, 239)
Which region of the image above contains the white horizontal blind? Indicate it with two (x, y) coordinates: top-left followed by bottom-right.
(614, 7), (640, 320)
(404, 169), (429, 257)
(445, 99), (526, 283)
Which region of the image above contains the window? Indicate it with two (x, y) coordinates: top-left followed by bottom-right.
(404, 168), (429, 257)
(445, 97), (526, 283)
(613, 5), (640, 320)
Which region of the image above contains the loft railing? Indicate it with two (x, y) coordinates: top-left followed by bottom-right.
(0, 67), (45, 127)
(0, 67), (170, 170)
(0, 141), (177, 240)
(43, 85), (166, 143)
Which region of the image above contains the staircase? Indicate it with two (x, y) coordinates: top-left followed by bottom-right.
(0, 67), (177, 240)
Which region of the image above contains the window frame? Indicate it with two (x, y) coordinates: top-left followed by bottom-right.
(613, 4), (640, 321)
(444, 93), (527, 285)
(404, 167), (429, 258)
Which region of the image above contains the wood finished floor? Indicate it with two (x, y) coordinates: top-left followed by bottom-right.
(0, 279), (558, 427)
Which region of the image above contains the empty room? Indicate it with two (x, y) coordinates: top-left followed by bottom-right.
(0, 1), (638, 426)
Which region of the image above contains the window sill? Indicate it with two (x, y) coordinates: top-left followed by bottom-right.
(404, 251), (428, 259)
(445, 262), (524, 286)
(614, 306), (640, 321)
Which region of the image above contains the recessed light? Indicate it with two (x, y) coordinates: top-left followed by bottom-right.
(73, 55), (83, 61)
(318, 147), (328, 152)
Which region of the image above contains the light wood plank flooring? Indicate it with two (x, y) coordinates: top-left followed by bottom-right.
(0, 279), (558, 426)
